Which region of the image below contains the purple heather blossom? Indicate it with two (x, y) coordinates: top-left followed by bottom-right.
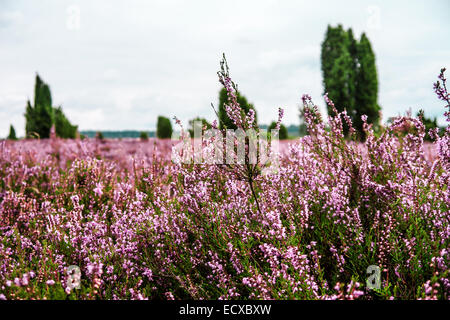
(93, 182), (104, 196)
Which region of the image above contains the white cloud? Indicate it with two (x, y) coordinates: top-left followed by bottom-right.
(0, 10), (24, 28)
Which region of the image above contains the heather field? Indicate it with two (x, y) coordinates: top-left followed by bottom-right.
(2, 1), (450, 307)
(1, 69), (449, 301)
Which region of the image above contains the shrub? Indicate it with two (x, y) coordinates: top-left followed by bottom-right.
(140, 131), (149, 141)
(54, 107), (78, 139)
(7, 125), (17, 140)
(156, 116), (173, 139)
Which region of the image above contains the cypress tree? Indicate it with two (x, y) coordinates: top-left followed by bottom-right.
(346, 28), (358, 116)
(354, 33), (380, 138)
(33, 74), (53, 138)
(321, 25), (353, 115)
(34, 75), (52, 111)
(321, 25), (380, 139)
(24, 74), (77, 139)
(7, 124), (17, 140)
(24, 99), (37, 137)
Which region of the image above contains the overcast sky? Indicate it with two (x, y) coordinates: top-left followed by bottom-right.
(1, 0), (449, 137)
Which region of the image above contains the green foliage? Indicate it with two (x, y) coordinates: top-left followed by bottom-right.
(54, 106), (78, 139)
(27, 74), (53, 139)
(140, 131), (149, 141)
(96, 131), (104, 140)
(268, 121), (288, 140)
(188, 117), (211, 137)
(25, 100), (37, 138)
(156, 116), (173, 139)
(354, 33), (380, 139)
(321, 25), (380, 139)
(7, 125), (17, 140)
(24, 74), (77, 139)
(218, 88), (257, 130)
(34, 74), (52, 110)
(321, 26), (356, 117)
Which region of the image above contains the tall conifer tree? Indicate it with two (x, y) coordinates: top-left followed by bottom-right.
(320, 25), (380, 139)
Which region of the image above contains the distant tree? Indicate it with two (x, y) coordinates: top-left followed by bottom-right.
(7, 125), (17, 140)
(34, 74), (52, 111)
(188, 117), (211, 137)
(26, 74), (53, 138)
(268, 121), (288, 140)
(321, 25), (356, 116)
(321, 25), (380, 139)
(218, 88), (257, 130)
(156, 116), (173, 139)
(25, 100), (37, 137)
(140, 131), (149, 141)
(354, 33), (380, 139)
(54, 106), (78, 139)
(96, 131), (104, 140)
(24, 74), (77, 139)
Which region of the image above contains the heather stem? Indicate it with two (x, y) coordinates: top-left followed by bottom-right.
(248, 177), (262, 216)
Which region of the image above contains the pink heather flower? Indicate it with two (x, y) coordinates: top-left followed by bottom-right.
(334, 283), (341, 291)
(93, 183), (103, 196)
(324, 92), (335, 108)
(275, 107), (284, 130)
(352, 289), (364, 298)
(165, 292), (175, 300)
(46, 280), (55, 286)
(14, 278), (21, 287)
(5, 280), (12, 287)
(21, 274), (29, 286)
(0, 294), (5, 300)
(247, 109), (256, 127)
(302, 94), (312, 104)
